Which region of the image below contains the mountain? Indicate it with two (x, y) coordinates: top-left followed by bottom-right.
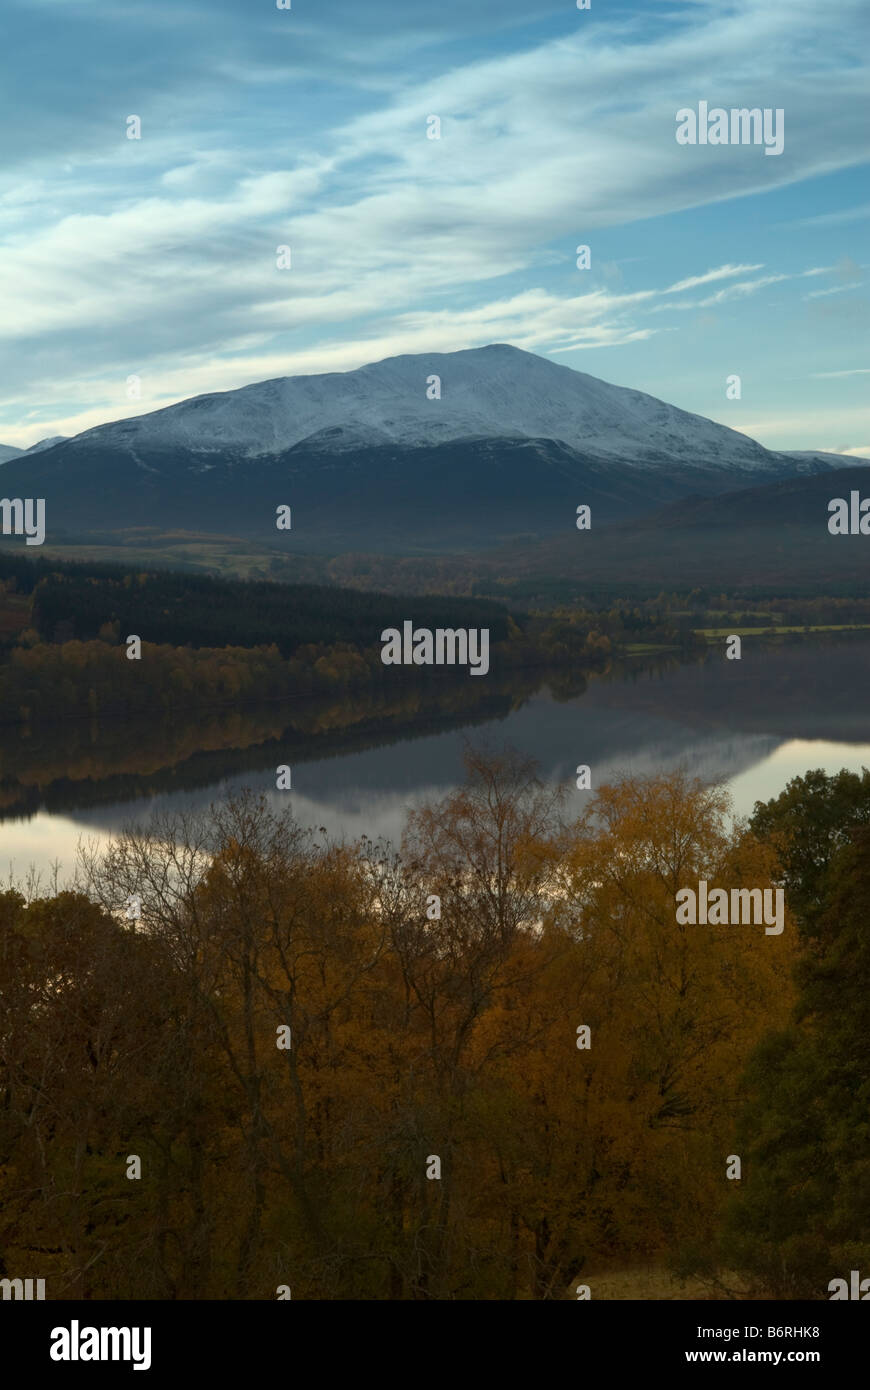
(71, 342), (783, 468)
(644, 466), (870, 530)
(0, 436), (68, 466)
(0, 345), (861, 551)
(23, 435), (68, 455)
(780, 449), (869, 469)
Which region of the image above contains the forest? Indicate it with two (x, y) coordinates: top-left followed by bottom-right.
(2, 754), (867, 1300)
(0, 550), (704, 726)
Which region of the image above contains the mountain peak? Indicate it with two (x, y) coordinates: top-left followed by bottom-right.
(0, 435), (68, 464)
(71, 343), (775, 470)
(24, 435), (68, 454)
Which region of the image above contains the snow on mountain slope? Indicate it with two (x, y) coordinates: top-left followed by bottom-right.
(23, 435), (67, 454)
(0, 436), (68, 464)
(781, 449), (870, 468)
(72, 344), (779, 472)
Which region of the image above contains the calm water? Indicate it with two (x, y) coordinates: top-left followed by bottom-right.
(3, 637), (870, 884)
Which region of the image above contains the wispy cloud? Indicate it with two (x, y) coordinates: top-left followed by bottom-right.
(793, 202), (870, 228)
(813, 367), (870, 378)
(0, 0), (868, 448)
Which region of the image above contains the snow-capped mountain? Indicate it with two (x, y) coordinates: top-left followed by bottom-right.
(24, 435), (68, 454)
(0, 435), (68, 464)
(76, 343), (778, 470)
(0, 346), (860, 549)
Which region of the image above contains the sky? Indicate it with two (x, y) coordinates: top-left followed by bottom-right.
(0, 0), (867, 453)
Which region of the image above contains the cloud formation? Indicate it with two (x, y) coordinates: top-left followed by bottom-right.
(0, 0), (867, 449)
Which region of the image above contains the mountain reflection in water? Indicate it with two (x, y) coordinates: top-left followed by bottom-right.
(2, 639), (869, 883)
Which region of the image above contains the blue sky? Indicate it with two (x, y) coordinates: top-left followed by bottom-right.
(0, 0), (867, 452)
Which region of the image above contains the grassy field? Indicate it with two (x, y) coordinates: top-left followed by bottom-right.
(26, 535), (295, 579)
(13, 515), (870, 599)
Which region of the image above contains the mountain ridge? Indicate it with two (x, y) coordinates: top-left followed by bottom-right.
(0, 435), (69, 465)
(60, 343), (821, 471)
(0, 346), (863, 550)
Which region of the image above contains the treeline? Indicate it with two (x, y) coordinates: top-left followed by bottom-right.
(28, 567), (512, 654)
(4, 639), (309, 724)
(7, 756), (861, 1300)
(0, 552), (637, 725)
(0, 625), (616, 726)
(678, 591), (870, 628)
(309, 534), (870, 605)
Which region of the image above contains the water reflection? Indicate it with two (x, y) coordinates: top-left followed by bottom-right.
(3, 639), (870, 882)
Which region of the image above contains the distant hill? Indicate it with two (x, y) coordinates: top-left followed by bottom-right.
(643, 466), (870, 530)
(23, 435), (68, 455)
(0, 436), (68, 466)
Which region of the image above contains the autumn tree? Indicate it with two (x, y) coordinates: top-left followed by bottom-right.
(721, 817), (870, 1296)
